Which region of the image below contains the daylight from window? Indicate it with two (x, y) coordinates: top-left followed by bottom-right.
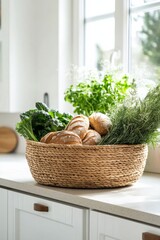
(84, 1), (115, 70)
(130, 9), (160, 85)
(84, 0), (160, 88)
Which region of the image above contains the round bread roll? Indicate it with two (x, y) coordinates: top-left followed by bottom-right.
(65, 115), (89, 139)
(82, 129), (101, 145)
(40, 131), (55, 143)
(89, 112), (112, 136)
(40, 130), (82, 145)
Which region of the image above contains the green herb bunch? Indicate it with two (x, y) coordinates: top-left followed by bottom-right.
(100, 84), (160, 145)
(16, 102), (72, 141)
(64, 72), (135, 116)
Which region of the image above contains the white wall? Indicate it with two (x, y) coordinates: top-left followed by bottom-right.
(34, 0), (59, 110)
(0, 0), (9, 111)
(9, 0), (37, 112)
(8, 0), (73, 112)
(145, 144), (160, 173)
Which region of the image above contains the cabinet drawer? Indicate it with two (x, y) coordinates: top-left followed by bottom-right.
(8, 191), (87, 240)
(8, 191), (75, 225)
(90, 210), (160, 240)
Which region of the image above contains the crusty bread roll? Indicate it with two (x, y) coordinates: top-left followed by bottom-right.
(89, 112), (112, 136)
(82, 129), (101, 145)
(65, 115), (89, 139)
(40, 131), (55, 143)
(40, 130), (82, 145)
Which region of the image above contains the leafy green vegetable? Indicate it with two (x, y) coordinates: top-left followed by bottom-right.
(100, 84), (160, 145)
(16, 102), (72, 141)
(31, 110), (63, 141)
(35, 102), (49, 112)
(49, 110), (73, 126)
(16, 116), (38, 141)
(64, 72), (135, 116)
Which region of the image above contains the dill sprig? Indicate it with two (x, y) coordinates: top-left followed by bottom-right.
(100, 84), (160, 145)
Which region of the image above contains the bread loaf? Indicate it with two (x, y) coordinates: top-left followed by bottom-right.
(65, 115), (89, 139)
(40, 131), (55, 143)
(40, 130), (82, 145)
(89, 112), (112, 135)
(82, 129), (101, 145)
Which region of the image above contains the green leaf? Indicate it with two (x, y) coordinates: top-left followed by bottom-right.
(16, 102), (73, 141)
(35, 102), (49, 112)
(100, 84), (160, 145)
(64, 71), (135, 116)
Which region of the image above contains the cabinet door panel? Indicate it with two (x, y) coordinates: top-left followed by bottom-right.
(0, 188), (7, 240)
(90, 210), (160, 240)
(8, 191), (87, 240)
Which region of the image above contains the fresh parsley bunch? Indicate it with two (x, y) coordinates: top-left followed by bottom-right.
(64, 72), (135, 116)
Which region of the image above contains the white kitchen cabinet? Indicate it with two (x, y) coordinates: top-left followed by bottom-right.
(0, 188), (7, 240)
(8, 191), (88, 240)
(4, 189), (160, 240)
(90, 210), (160, 240)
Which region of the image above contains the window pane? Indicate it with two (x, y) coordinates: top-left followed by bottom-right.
(130, 9), (160, 85)
(85, 18), (115, 70)
(131, 0), (159, 7)
(85, 0), (115, 18)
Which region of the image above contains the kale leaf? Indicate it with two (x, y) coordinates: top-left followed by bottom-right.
(16, 115), (38, 141)
(35, 102), (49, 112)
(16, 102), (72, 141)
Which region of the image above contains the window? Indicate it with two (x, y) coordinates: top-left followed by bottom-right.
(83, 0), (160, 84)
(83, 0), (128, 71)
(129, 0), (160, 85)
(84, 1), (115, 70)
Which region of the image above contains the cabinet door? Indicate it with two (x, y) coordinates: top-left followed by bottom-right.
(8, 191), (87, 240)
(0, 188), (7, 240)
(90, 210), (160, 240)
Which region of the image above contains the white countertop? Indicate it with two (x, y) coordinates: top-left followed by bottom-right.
(0, 153), (160, 227)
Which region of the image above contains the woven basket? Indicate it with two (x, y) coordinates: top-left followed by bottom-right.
(26, 140), (148, 188)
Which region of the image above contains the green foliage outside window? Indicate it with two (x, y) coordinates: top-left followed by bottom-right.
(140, 11), (160, 67)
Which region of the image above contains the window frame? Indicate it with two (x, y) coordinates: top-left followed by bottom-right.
(73, 0), (130, 70)
(74, 0), (160, 71)
(72, 0), (85, 67)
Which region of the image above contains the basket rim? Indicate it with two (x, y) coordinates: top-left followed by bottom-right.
(26, 140), (147, 150)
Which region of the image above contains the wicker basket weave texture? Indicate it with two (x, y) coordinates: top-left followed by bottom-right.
(26, 140), (148, 188)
